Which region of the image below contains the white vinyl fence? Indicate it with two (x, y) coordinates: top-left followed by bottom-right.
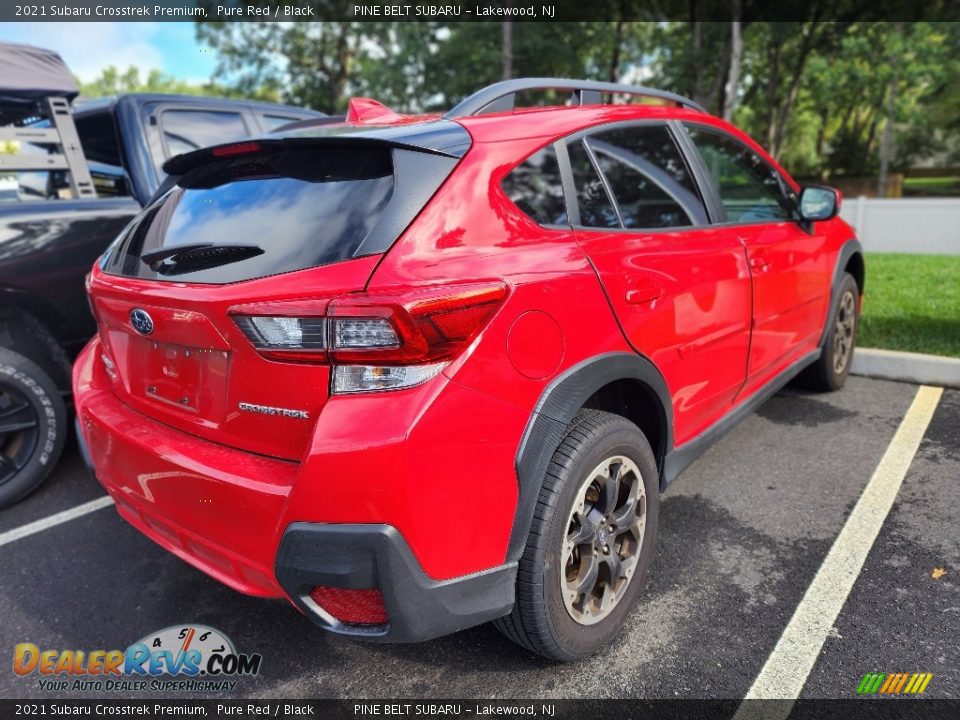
(840, 197), (960, 255)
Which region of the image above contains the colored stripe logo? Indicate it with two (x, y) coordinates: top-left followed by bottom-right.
(857, 672), (933, 694)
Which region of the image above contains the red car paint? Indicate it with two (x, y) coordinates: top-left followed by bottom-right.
(73, 92), (860, 619)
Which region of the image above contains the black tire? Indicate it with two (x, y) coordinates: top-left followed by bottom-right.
(494, 410), (659, 661)
(0, 308), (72, 391)
(797, 272), (860, 392)
(0, 347), (68, 509)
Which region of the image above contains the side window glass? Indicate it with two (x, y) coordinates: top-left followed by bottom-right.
(262, 115), (300, 131)
(501, 146), (567, 226)
(685, 125), (793, 223)
(587, 125), (707, 229)
(567, 140), (618, 229)
(159, 110), (249, 158)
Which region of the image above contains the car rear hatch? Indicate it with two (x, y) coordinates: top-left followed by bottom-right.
(88, 133), (464, 461)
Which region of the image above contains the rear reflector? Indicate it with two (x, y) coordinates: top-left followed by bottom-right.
(309, 586), (388, 626)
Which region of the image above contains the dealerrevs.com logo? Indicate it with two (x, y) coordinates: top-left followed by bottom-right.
(13, 625), (262, 693)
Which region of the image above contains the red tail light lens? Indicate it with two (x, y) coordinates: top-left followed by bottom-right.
(327, 281), (508, 364)
(231, 282), (507, 365)
(231, 282), (508, 393)
(309, 586), (388, 626)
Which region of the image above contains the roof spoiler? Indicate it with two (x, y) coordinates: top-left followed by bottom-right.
(162, 133), (466, 177)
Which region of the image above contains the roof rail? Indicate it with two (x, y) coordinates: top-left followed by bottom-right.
(444, 78), (707, 118)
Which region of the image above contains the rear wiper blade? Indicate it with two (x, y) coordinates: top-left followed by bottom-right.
(140, 243), (212, 268)
(141, 243), (264, 274)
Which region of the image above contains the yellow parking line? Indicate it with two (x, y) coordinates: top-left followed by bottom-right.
(733, 385), (943, 718)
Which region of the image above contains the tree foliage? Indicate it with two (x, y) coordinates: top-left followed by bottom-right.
(191, 15), (960, 179)
(76, 65), (279, 102)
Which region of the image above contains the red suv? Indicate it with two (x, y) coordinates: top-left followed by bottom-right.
(74, 79), (864, 661)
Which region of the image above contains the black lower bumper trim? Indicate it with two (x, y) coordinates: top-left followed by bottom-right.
(275, 523), (517, 643)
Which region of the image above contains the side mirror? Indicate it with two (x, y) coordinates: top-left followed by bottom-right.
(799, 185), (841, 222)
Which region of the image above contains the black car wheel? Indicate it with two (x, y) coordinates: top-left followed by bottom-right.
(494, 410), (659, 661)
(0, 347), (67, 509)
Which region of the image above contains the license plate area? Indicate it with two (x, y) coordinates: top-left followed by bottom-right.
(134, 339), (228, 415)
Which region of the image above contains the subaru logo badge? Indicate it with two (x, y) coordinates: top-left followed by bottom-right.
(130, 308), (154, 335)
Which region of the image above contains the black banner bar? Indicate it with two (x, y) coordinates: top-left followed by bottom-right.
(4, 0), (960, 23)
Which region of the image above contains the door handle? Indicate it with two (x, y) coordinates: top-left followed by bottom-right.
(625, 285), (664, 305)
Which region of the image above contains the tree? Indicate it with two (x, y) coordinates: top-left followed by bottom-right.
(722, 0), (743, 122)
(190, 13), (959, 181)
(76, 65), (277, 101)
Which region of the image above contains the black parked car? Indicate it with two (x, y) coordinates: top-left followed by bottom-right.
(0, 41), (324, 508)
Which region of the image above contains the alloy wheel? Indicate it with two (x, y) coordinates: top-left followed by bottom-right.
(560, 455), (647, 625)
(833, 290), (857, 374)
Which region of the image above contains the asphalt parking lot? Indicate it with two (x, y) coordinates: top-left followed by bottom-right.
(1, 376), (956, 701)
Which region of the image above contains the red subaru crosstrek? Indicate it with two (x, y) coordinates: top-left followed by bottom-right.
(74, 79), (863, 661)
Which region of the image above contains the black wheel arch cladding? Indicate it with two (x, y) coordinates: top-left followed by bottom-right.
(509, 351), (672, 563)
(820, 239), (864, 348)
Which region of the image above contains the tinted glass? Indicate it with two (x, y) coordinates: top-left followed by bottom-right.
(103, 146), (395, 283)
(160, 110), (248, 157)
(587, 125), (706, 229)
(262, 115), (301, 131)
(685, 125), (793, 223)
(502, 147), (567, 225)
(567, 140), (618, 228)
(75, 111), (123, 167)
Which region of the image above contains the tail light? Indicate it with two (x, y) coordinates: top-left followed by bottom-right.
(230, 282), (508, 394)
(309, 586), (388, 626)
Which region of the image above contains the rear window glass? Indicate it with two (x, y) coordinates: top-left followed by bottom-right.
(75, 111), (123, 167)
(262, 115), (301, 131)
(501, 147), (567, 226)
(160, 109), (248, 157)
(102, 146), (396, 283)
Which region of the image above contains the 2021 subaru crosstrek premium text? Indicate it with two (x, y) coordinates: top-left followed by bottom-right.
(74, 79), (864, 661)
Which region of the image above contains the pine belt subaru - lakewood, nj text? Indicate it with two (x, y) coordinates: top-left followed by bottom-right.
(73, 79), (864, 661)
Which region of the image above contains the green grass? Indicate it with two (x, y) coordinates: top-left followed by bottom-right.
(858, 253), (960, 358)
(903, 177), (960, 197)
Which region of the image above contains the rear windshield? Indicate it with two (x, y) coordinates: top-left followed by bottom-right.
(102, 144), (455, 283)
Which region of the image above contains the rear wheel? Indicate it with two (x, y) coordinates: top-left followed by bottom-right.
(494, 410), (659, 661)
(0, 348), (67, 509)
(797, 272), (859, 392)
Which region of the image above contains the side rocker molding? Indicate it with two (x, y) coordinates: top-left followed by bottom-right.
(508, 352), (673, 562)
(662, 349), (820, 485)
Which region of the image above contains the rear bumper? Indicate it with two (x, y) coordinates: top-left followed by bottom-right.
(73, 339), (296, 598)
(276, 524), (516, 642)
(73, 338), (520, 641)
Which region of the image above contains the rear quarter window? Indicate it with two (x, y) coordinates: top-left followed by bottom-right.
(501, 147), (567, 226)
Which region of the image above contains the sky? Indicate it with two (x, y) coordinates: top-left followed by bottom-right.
(0, 22), (216, 83)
